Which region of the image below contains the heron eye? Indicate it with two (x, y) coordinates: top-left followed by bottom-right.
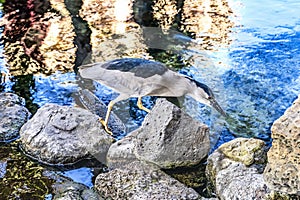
(208, 96), (212, 100)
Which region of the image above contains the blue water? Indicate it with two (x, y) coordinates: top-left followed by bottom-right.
(219, 0), (300, 143)
(1, 0), (300, 190)
(58, 167), (94, 188)
(32, 72), (78, 107)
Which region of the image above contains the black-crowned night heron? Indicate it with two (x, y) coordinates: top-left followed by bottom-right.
(79, 58), (227, 134)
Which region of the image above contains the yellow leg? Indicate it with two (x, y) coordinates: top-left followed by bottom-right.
(99, 101), (114, 135)
(137, 97), (150, 113)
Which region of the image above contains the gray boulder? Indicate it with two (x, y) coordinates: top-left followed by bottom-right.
(206, 138), (271, 200)
(134, 98), (210, 169)
(95, 161), (200, 199)
(20, 103), (114, 165)
(0, 93), (31, 142)
(106, 98), (210, 169)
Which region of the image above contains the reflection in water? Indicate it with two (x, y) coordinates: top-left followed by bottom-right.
(114, 0), (134, 33)
(80, 0), (150, 63)
(0, 142), (55, 199)
(11, 75), (39, 114)
(0, 0), (77, 76)
(181, 0), (212, 34)
(152, 0), (178, 30)
(181, 0), (234, 49)
(0, 0), (234, 76)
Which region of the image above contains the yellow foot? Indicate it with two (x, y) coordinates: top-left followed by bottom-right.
(139, 105), (151, 113)
(98, 118), (113, 135)
(137, 97), (151, 113)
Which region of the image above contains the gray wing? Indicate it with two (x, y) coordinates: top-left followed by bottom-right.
(78, 58), (170, 95)
(79, 58), (169, 79)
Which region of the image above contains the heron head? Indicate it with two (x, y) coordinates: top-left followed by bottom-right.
(185, 77), (227, 117)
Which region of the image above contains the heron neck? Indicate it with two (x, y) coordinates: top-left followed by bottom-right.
(183, 77), (205, 103)
(184, 77), (198, 96)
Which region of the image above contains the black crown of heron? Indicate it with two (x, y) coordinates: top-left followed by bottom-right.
(79, 58), (227, 135)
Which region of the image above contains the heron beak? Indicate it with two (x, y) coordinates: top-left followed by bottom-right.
(210, 99), (227, 117)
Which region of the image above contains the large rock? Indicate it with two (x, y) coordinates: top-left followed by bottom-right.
(0, 93), (31, 142)
(95, 161), (200, 199)
(134, 98), (210, 169)
(20, 103), (114, 165)
(264, 95), (300, 195)
(107, 98), (210, 169)
(206, 138), (270, 200)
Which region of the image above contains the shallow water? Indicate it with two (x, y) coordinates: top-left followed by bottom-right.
(0, 0), (300, 198)
(220, 0), (300, 143)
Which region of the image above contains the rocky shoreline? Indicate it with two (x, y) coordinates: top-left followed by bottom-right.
(0, 92), (299, 199)
(0, 0), (299, 199)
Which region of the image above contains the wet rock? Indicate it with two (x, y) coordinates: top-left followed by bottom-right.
(20, 103), (114, 165)
(264, 95), (300, 195)
(206, 138), (271, 200)
(78, 89), (126, 135)
(106, 98), (210, 169)
(0, 93), (31, 142)
(218, 137), (267, 166)
(53, 181), (102, 200)
(134, 98), (210, 169)
(95, 161), (200, 199)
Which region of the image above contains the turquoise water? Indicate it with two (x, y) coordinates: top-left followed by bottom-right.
(219, 0), (300, 144)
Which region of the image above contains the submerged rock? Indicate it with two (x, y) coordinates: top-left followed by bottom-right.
(0, 93), (31, 142)
(206, 138), (270, 200)
(135, 98), (210, 169)
(95, 161), (200, 199)
(107, 98), (210, 169)
(78, 89), (126, 135)
(218, 137), (266, 166)
(20, 103), (114, 165)
(264, 95), (300, 195)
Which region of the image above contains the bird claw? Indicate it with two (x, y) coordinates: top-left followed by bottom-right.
(140, 106), (151, 113)
(137, 97), (151, 113)
(98, 118), (113, 135)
